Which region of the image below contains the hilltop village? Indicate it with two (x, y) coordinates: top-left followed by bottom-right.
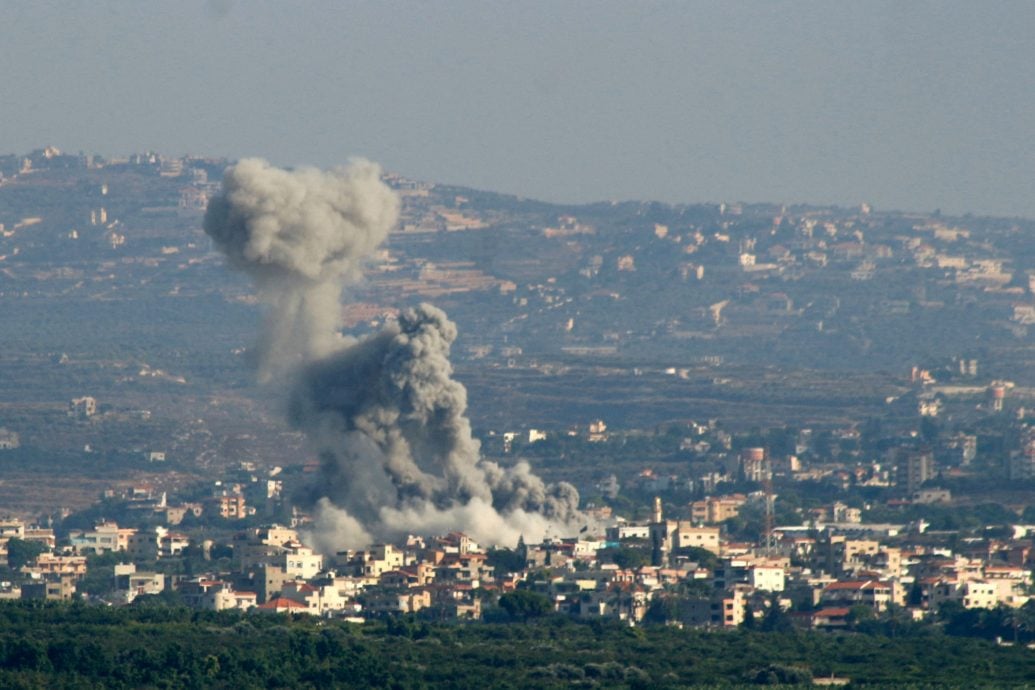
(2, 148), (1035, 636)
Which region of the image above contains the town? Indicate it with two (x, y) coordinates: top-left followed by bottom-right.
(3, 412), (1035, 638)
(3, 147), (1035, 642)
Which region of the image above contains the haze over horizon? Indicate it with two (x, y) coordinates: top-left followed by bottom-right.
(2, 1), (1034, 218)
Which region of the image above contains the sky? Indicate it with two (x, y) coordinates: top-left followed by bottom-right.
(2, 1), (1034, 218)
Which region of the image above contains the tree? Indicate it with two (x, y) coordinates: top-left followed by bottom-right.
(498, 590), (553, 620)
(4, 538), (47, 570)
(760, 596), (793, 633)
(486, 548), (526, 576)
(644, 596), (679, 625)
(847, 605), (875, 630)
(674, 546), (718, 570)
(906, 581), (924, 608)
(741, 602), (756, 629)
(602, 546), (648, 570)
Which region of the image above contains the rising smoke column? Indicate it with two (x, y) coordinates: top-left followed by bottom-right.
(204, 159), (581, 552)
(203, 157), (399, 379)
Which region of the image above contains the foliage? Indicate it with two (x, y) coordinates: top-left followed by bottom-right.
(600, 545), (649, 570)
(3, 539), (47, 571)
(498, 590), (553, 620)
(759, 596), (793, 633)
(0, 602), (1032, 687)
(78, 551), (132, 596)
(486, 547), (526, 576)
(674, 545), (719, 570)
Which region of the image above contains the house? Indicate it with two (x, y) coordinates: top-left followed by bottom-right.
(255, 597), (310, 614)
(69, 522), (136, 554)
(160, 532), (190, 558)
(820, 580), (893, 613)
(691, 495), (747, 524)
(114, 564), (165, 603)
(808, 607), (851, 629)
(714, 557), (786, 592)
(683, 587), (747, 627)
(280, 541), (323, 579)
(206, 493), (247, 519)
(24, 554), (88, 580)
(21, 577), (76, 602)
(363, 587), (432, 615)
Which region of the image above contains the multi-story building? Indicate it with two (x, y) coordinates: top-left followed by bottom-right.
(206, 493), (247, 519)
(714, 557), (786, 592)
(690, 494), (747, 524)
(820, 580), (893, 613)
(70, 522), (136, 554)
(896, 449), (934, 493)
(24, 554), (88, 580)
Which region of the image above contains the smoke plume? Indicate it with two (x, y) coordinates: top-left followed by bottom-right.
(204, 159), (581, 552)
(203, 157), (399, 379)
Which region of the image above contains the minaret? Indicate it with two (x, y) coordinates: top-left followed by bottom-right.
(651, 496), (663, 524)
(649, 496), (670, 567)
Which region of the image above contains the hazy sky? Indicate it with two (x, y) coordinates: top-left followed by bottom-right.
(2, 1), (1034, 217)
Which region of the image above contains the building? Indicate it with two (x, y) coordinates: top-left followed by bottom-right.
(255, 596), (308, 614)
(0, 427), (20, 450)
(672, 525), (721, 556)
(0, 518), (25, 542)
(606, 524), (650, 541)
(354, 544), (407, 578)
(897, 450), (934, 493)
(714, 557), (786, 592)
(280, 541), (323, 580)
(160, 532), (190, 558)
(945, 433), (977, 466)
(207, 493), (247, 519)
(683, 587), (747, 627)
(820, 580), (893, 613)
(234, 524), (302, 570)
(70, 522), (136, 554)
(649, 499), (724, 566)
(691, 494), (747, 524)
(21, 577), (76, 602)
(1009, 432), (1035, 480)
(68, 396), (97, 419)
(114, 564), (165, 603)
(24, 554), (88, 580)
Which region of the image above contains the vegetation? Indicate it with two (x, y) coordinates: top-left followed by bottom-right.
(0, 602), (1033, 688)
(3, 539), (47, 571)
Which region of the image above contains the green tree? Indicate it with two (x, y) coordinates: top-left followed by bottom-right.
(498, 590), (553, 620)
(674, 546), (718, 570)
(907, 581), (924, 607)
(4, 539), (47, 570)
(741, 602), (756, 629)
(847, 604), (875, 630)
(602, 546), (648, 570)
(644, 596), (678, 625)
(760, 596), (793, 633)
(486, 547), (526, 576)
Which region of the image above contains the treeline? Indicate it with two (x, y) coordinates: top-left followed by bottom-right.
(0, 602), (1034, 688)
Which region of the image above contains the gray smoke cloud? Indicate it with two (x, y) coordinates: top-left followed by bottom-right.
(204, 159), (581, 552)
(204, 157), (399, 379)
